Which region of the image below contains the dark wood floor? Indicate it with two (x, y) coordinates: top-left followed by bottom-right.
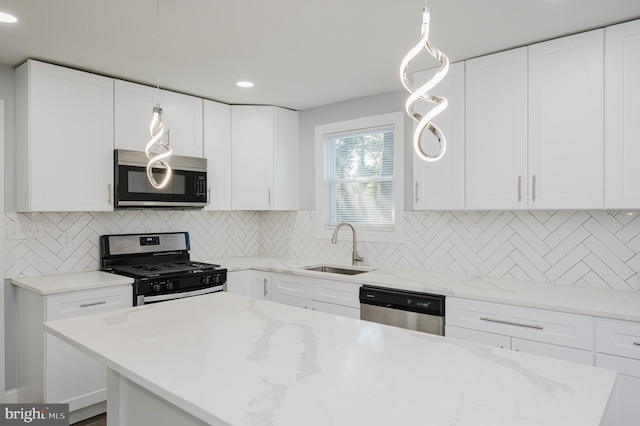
(71, 413), (106, 426)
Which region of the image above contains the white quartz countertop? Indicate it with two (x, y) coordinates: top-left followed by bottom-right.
(206, 256), (640, 322)
(10, 270), (134, 295)
(10, 254), (639, 321)
(45, 292), (616, 426)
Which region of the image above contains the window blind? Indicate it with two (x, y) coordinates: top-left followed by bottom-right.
(324, 125), (395, 229)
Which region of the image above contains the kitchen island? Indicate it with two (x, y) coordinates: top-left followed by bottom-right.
(44, 292), (616, 426)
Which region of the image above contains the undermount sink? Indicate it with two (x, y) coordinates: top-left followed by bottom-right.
(303, 265), (374, 275)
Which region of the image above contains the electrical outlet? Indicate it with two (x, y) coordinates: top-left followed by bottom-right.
(6, 222), (24, 240)
(22, 221), (45, 238)
(34, 222), (44, 238)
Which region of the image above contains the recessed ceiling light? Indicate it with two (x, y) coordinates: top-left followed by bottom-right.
(236, 81), (254, 88)
(0, 11), (18, 23)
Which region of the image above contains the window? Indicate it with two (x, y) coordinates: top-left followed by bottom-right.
(315, 112), (404, 243)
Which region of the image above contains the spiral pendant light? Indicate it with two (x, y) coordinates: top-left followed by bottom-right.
(400, 1), (450, 162)
(146, 105), (172, 188)
(145, 0), (172, 189)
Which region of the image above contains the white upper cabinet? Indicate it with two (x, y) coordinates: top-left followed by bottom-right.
(604, 19), (640, 209)
(114, 80), (204, 157)
(465, 47), (528, 210)
(528, 29), (604, 209)
(203, 100), (232, 210)
(15, 60), (114, 212)
(412, 61), (465, 210)
(231, 106), (299, 210)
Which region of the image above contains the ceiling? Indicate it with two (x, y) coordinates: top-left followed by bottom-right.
(0, 0), (639, 111)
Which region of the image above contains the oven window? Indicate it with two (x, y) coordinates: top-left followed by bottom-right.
(128, 169), (187, 195)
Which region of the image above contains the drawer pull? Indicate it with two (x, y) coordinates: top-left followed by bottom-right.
(80, 301), (107, 308)
(634, 341), (640, 346)
(480, 317), (543, 330)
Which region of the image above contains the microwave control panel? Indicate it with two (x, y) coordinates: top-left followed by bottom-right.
(196, 173), (207, 197)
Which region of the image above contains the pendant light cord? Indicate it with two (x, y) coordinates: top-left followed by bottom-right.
(155, 0), (161, 102)
(145, 0), (172, 189)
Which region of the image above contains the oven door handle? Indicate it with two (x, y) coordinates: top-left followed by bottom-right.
(139, 286), (223, 305)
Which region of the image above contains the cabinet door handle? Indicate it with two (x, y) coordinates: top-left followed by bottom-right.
(166, 129), (170, 146)
(517, 176), (522, 202)
(263, 278), (268, 296)
(633, 341), (640, 346)
(415, 181), (420, 204)
(107, 184), (112, 205)
(480, 317), (543, 330)
(268, 189), (271, 206)
(80, 301), (107, 308)
(532, 175), (537, 202)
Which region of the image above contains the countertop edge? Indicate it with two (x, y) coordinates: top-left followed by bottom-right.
(10, 271), (134, 296)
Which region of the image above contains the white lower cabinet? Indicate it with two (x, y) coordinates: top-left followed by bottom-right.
(445, 325), (593, 365)
(226, 271), (360, 319)
(248, 271), (272, 300)
(270, 274), (360, 319)
(225, 270), (271, 300)
(224, 270), (252, 295)
(595, 319), (640, 426)
(312, 300), (359, 319)
(445, 298), (594, 365)
(16, 285), (132, 423)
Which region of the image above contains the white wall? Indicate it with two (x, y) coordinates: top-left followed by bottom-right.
(297, 90), (410, 210)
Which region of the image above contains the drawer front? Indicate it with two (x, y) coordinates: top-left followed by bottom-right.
(270, 292), (312, 309)
(512, 338), (594, 366)
(446, 298), (594, 350)
(445, 325), (511, 349)
(271, 274), (313, 298)
(596, 318), (640, 360)
(312, 279), (360, 308)
(46, 285), (132, 321)
(596, 353), (640, 378)
(313, 300), (360, 319)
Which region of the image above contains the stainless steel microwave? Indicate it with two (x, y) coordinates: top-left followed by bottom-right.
(114, 149), (207, 209)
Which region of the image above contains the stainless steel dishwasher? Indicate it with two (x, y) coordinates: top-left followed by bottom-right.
(359, 285), (445, 335)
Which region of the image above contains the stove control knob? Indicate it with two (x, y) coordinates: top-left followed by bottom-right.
(165, 281), (174, 291)
(152, 283), (162, 292)
(201, 275), (210, 285)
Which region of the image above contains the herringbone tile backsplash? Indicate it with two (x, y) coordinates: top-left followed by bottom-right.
(5, 209), (640, 292)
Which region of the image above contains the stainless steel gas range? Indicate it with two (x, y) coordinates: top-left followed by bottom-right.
(100, 231), (227, 306)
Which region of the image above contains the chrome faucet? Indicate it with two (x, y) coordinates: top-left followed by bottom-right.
(331, 222), (363, 266)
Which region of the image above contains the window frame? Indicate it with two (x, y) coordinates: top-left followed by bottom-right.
(314, 112), (405, 243)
